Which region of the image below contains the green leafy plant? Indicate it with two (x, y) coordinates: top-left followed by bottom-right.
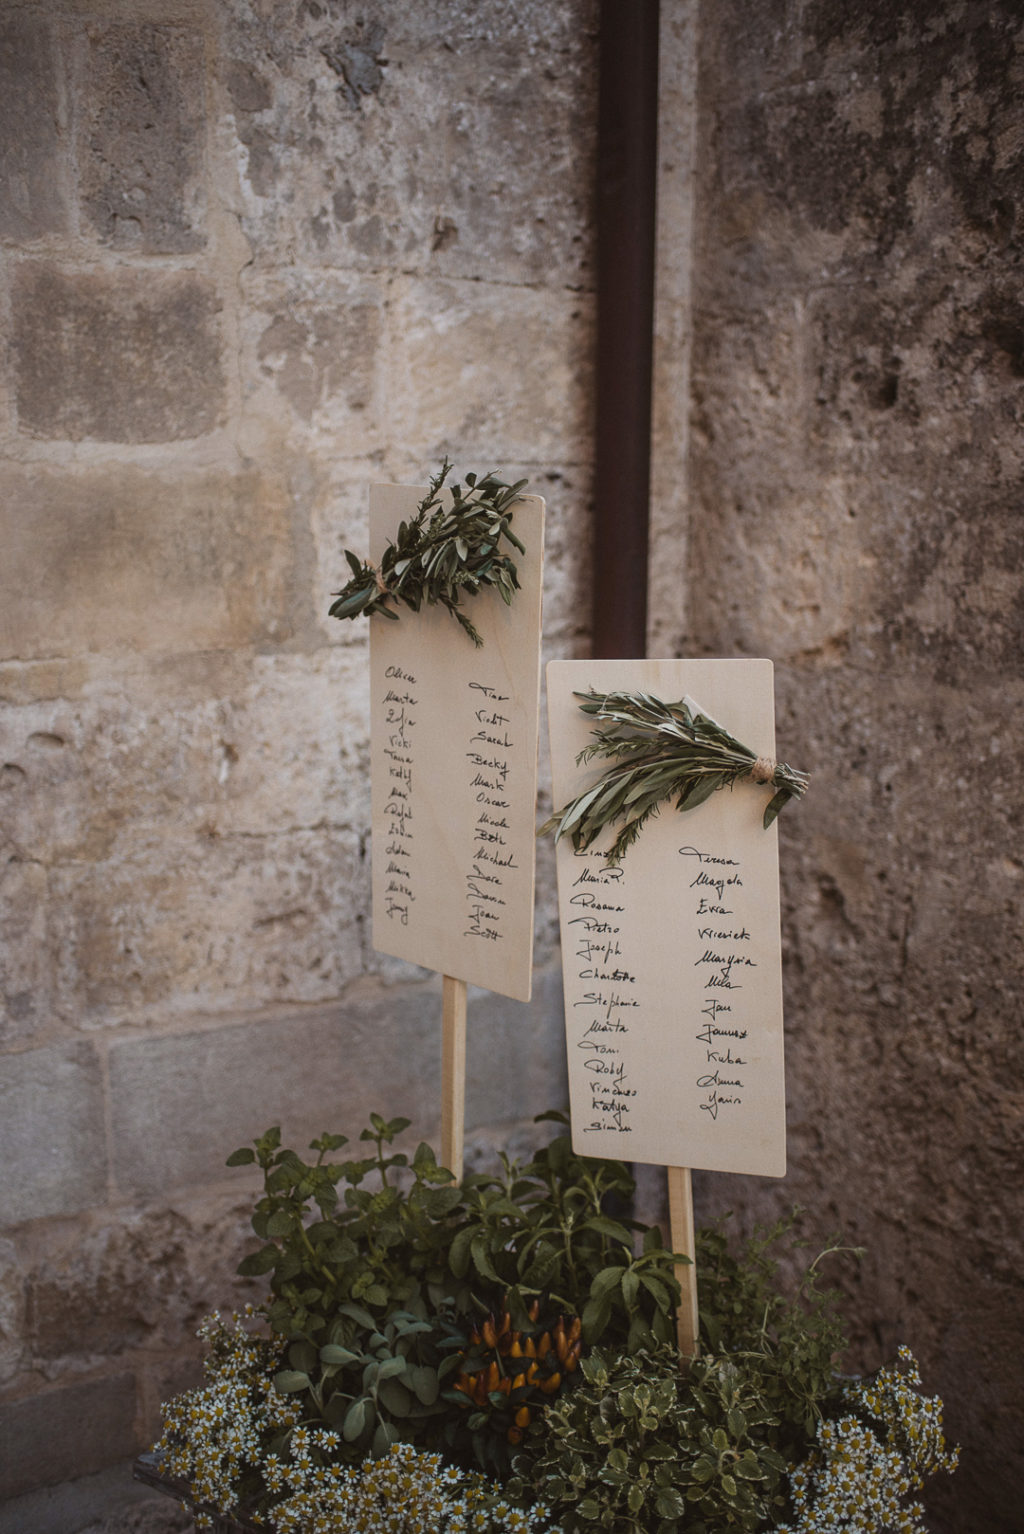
(448, 1115), (682, 1353)
(328, 460), (528, 646)
(226, 1111), (682, 1475)
(154, 1121), (957, 1534)
(540, 690), (810, 864)
(518, 1343), (792, 1534)
(695, 1219), (855, 1460)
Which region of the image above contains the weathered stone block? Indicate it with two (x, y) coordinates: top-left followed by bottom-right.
(0, 16), (70, 242)
(108, 972), (566, 1200)
(240, 271), (384, 449)
(11, 264), (225, 442)
(108, 986), (439, 1197)
(0, 1240), (24, 1385)
(387, 278), (593, 462)
(0, 1043), (106, 1225)
(0, 856), (52, 1048)
(0, 463), (291, 661)
(0, 1373), (137, 1499)
(79, 22), (206, 253)
(221, 0), (596, 285)
(52, 824), (363, 1026)
(0, 648), (369, 869)
(24, 1198), (255, 1363)
(466, 961), (567, 1126)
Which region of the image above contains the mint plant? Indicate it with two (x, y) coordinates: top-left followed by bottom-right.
(226, 1111), (683, 1473)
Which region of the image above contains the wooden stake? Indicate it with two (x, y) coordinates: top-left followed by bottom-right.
(441, 975), (467, 1181)
(667, 1165), (699, 1360)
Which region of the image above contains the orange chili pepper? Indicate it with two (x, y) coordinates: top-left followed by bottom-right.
(539, 1370), (562, 1395)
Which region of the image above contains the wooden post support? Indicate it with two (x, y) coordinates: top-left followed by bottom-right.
(441, 975), (468, 1182)
(668, 1165), (699, 1361)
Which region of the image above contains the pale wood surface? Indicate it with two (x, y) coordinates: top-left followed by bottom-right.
(667, 1165), (700, 1359)
(441, 975), (468, 1180)
(369, 486), (545, 1002)
(547, 659), (787, 1176)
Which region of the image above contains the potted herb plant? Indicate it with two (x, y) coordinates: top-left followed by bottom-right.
(139, 1111), (957, 1533)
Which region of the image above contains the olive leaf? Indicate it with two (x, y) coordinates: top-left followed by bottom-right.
(328, 460), (528, 647)
(540, 689), (809, 864)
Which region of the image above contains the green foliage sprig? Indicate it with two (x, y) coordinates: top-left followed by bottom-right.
(328, 460), (528, 647)
(541, 689), (810, 864)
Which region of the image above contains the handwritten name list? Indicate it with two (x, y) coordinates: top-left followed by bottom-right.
(464, 682), (519, 944)
(381, 664), (418, 925)
(548, 659), (787, 1177)
(369, 485), (545, 1003)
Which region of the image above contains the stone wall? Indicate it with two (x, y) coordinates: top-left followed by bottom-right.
(0, 0), (595, 1507)
(4, 1), (1021, 1528)
(647, 4), (1023, 1531)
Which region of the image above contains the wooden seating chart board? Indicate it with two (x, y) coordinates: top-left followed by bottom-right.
(547, 658), (787, 1176)
(369, 485), (545, 1003)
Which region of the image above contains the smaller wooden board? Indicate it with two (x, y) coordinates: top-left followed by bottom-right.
(547, 659), (787, 1177)
(369, 485), (545, 1003)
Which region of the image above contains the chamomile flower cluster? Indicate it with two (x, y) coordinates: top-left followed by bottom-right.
(156, 1316), (556, 1534)
(778, 1347), (958, 1533)
(266, 1440), (555, 1534)
(155, 1307), (301, 1527)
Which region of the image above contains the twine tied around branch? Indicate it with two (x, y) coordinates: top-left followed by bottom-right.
(539, 689), (810, 865)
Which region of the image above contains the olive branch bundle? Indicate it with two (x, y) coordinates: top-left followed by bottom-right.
(328, 460), (528, 647)
(541, 689), (810, 865)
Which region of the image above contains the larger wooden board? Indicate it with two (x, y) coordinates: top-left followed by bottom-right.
(548, 659), (787, 1176)
(370, 485), (545, 1002)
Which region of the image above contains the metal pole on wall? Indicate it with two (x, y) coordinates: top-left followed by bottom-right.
(590, 6), (701, 1359)
(592, 0), (660, 661)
